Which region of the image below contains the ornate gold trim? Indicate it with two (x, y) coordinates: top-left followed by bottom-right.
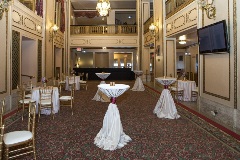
(24, 17), (36, 31)
(202, 0), (232, 101)
(233, 0), (237, 108)
(186, 8), (197, 23)
(166, 0), (195, 19)
(174, 15), (185, 29)
(202, 55), (230, 101)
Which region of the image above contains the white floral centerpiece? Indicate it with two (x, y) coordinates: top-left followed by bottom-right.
(41, 77), (48, 87)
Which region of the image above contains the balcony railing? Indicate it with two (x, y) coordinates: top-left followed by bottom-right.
(70, 25), (137, 35)
(166, 0), (194, 19)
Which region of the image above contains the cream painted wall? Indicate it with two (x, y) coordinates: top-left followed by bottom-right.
(45, 0), (55, 79)
(199, 0), (234, 107)
(55, 47), (62, 78)
(154, 0), (164, 78)
(0, 14), (8, 97)
(188, 45), (198, 74)
(142, 47), (150, 76)
(166, 39), (176, 77)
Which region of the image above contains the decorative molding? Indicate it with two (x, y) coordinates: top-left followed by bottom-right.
(24, 17), (36, 31)
(187, 8), (197, 22)
(12, 3), (43, 37)
(70, 36), (138, 47)
(174, 15), (185, 29)
(233, 0), (237, 108)
(202, 55), (230, 101)
(166, 0), (195, 19)
(12, 10), (22, 24)
(202, 0), (233, 103)
(166, 3), (197, 37)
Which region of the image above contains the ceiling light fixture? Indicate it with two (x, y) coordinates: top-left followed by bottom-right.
(179, 40), (186, 45)
(96, 0), (111, 18)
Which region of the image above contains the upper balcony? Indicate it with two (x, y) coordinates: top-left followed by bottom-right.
(70, 25), (137, 35)
(166, 0), (195, 19)
(70, 25), (138, 47)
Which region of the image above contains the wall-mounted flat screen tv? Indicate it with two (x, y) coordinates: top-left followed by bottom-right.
(197, 20), (229, 54)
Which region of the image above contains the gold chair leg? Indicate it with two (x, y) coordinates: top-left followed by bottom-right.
(5, 147), (9, 160)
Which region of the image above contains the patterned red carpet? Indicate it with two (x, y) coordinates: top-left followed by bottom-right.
(5, 81), (240, 159)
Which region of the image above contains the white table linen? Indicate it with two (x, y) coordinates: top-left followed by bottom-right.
(65, 76), (80, 90)
(153, 77), (180, 119)
(94, 84), (131, 151)
(92, 81), (110, 102)
(31, 87), (60, 115)
(96, 73), (111, 80)
(178, 80), (197, 101)
(92, 73), (111, 102)
(131, 70), (145, 91)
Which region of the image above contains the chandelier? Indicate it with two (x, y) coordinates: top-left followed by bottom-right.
(96, 0), (111, 17)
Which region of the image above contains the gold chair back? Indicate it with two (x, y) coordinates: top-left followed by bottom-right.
(3, 102), (36, 159)
(38, 86), (54, 121)
(0, 99), (5, 160)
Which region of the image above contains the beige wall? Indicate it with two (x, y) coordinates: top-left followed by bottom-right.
(199, 0), (234, 107)
(45, 0), (55, 79)
(166, 39), (176, 77)
(154, 0), (164, 78)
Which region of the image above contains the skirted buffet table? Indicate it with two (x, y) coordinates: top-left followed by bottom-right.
(73, 68), (135, 80)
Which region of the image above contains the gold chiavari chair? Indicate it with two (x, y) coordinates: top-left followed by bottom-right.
(169, 81), (184, 101)
(0, 99), (6, 160)
(3, 102), (37, 160)
(68, 75), (76, 91)
(59, 73), (66, 91)
(22, 81), (32, 99)
(38, 86), (54, 121)
(191, 87), (198, 101)
(59, 84), (75, 115)
(17, 85), (36, 121)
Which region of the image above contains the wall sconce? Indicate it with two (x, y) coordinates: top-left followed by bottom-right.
(149, 23), (159, 40)
(0, 0), (12, 20)
(196, 0), (216, 19)
(49, 24), (59, 42)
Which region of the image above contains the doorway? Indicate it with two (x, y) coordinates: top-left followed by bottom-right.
(21, 36), (37, 86)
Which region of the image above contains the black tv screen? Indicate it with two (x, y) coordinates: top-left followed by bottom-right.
(197, 20), (229, 54)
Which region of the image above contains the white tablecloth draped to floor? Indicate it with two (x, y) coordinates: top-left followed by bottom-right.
(153, 77), (180, 119)
(178, 80), (197, 101)
(94, 103), (132, 150)
(92, 81), (110, 102)
(131, 70), (145, 91)
(153, 89), (180, 119)
(65, 76), (80, 90)
(94, 84), (131, 150)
